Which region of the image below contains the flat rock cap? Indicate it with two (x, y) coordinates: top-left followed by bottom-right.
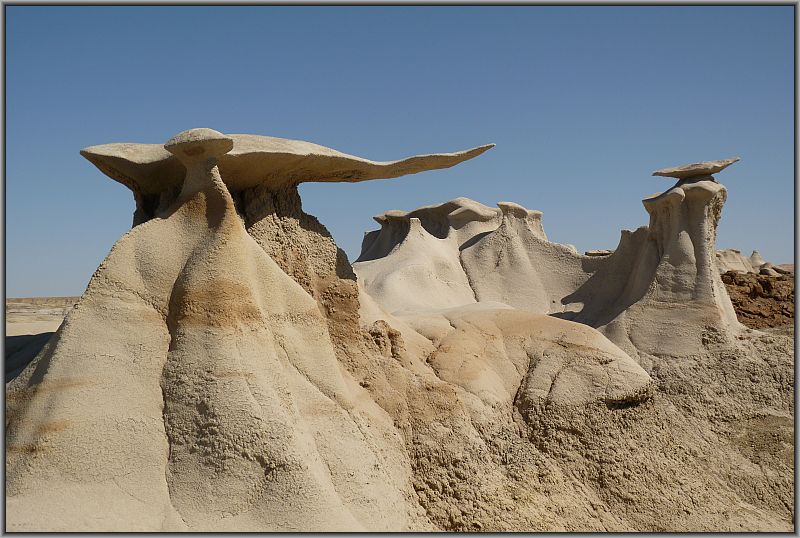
(652, 157), (740, 179)
(81, 131), (494, 195)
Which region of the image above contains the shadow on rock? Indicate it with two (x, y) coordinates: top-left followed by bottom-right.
(6, 333), (54, 382)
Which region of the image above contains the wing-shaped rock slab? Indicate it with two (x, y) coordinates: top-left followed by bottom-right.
(81, 133), (494, 195)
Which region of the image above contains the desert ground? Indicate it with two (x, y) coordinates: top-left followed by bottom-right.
(5, 297), (79, 382)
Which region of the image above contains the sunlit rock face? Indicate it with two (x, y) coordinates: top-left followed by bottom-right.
(7, 137), (793, 535)
(355, 158), (745, 358)
(80, 134), (493, 226)
(354, 156), (792, 533)
(7, 129), (496, 532)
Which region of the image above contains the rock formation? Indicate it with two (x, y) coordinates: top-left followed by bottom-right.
(9, 128), (496, 531)
(355, 157), (793, 530)
(717, 248), (759, 273)
(357, 159), (745, 358)
(81, 134), (493, 226)
(716, 248), (785, 275)
(7, 137), (794, 534)
(721, 270), (794, 330)
(651, 156), (740, 179)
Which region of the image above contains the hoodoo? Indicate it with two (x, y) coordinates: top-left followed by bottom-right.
(7, 135), (793, 532)
(354, 155), (792, 531)
(357, 157), (747, 358)
(7, 129), (494, 531)
(81, 134), (494, 226)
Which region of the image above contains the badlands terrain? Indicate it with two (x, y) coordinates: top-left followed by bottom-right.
(8, 266), (792, 378)
(5, 129), (795, 532)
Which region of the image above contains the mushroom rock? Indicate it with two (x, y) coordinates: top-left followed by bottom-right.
(577, 166), (745, 356)
(82, 130), (493, 372)
(81, 134), (493, 226)
(604, 174), (742, 356)
(8, 129), (429, 531)
(82, 131), (495, 462)
(529, 161), (742, 356)
(642, 178), (727, 298)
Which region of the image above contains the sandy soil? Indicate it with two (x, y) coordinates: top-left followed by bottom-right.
(5, 297), (78, 382)
(6, 297), (78, 336)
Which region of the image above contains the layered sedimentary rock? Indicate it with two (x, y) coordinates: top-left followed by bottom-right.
(716, 248), (784, 276)
(717, 248), (759, 273)
(81, 134), (493, 226)
(9, 129), (464, 531)
(7, 139), (794, 534)
(357, 159), (745, 358)
(354, 158), (793, 530)
(651, 156), (739, 179)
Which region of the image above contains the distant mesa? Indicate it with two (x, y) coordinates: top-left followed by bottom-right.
(652, 156), (740, 180)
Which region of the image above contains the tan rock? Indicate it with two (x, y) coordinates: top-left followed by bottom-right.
(7, 128), (425, 532)
(357, 175), (744, 359)
(760, 265), (781, 277)
(8, 130), (793, 533)
(717, 248), (755, 274)
(81, 133), (493, 226)
(715, 248), (774, 275)
(355, 170), (792, 532)
(652, 157), (739, 179)
(750, 250), (767, 268)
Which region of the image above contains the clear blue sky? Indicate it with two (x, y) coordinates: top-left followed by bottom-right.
(6, 6), (794, 297)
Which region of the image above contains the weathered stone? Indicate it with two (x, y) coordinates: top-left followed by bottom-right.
(652, 157), (739, 179)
